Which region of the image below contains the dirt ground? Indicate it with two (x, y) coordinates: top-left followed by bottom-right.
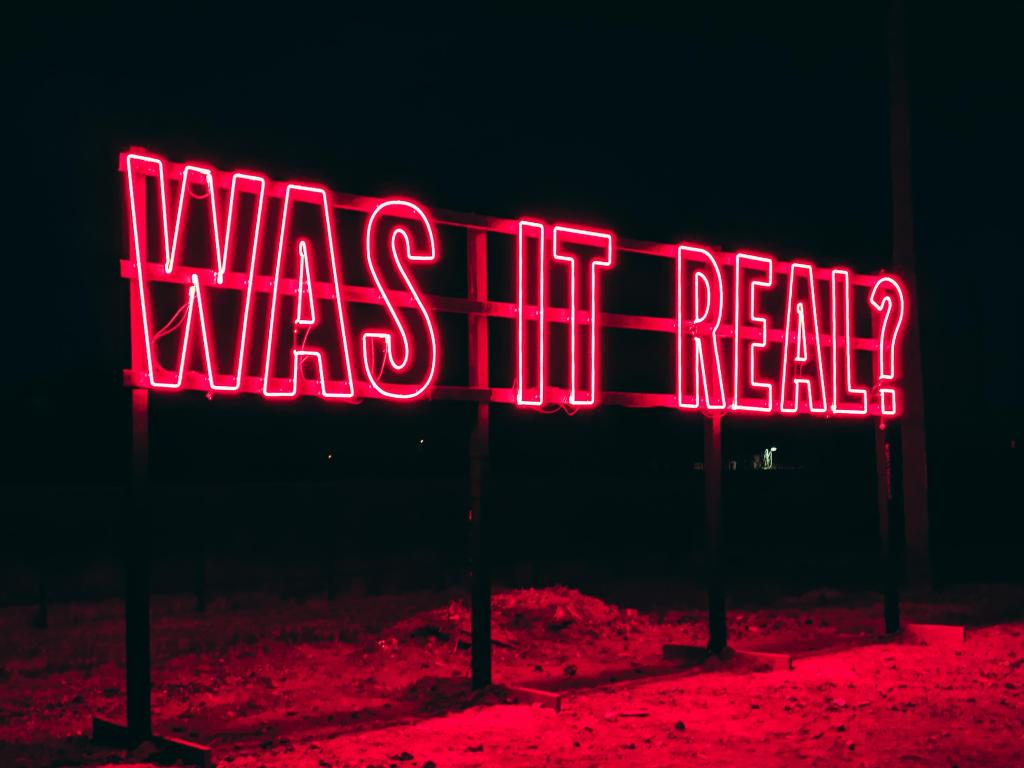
(1, 584), (1022, 767)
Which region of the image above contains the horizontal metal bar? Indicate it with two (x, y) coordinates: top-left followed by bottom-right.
(121, 370), (887, 415)
(93, 717), (212, 767)
(122, 368), (679, 408)
(121, 261), (879, 350)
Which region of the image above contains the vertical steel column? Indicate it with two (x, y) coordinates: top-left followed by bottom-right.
(127, 387), (152, 737)
(876, 420), (901, 633)
(704, 414), (726, 654)
(95, 151), (212, 766)
(467, 230), (491, 689)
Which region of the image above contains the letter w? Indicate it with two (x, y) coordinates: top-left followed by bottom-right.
(124, 153), (266, 390)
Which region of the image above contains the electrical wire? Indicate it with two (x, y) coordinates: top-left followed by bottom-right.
(187, 178), (211, 200)
(151, 300), (189, 342)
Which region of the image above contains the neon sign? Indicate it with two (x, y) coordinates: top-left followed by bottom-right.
(122, 150), (907, 418)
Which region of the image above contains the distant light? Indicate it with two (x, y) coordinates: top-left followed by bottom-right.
(327, 453), (333, 460)
(770, 446), (777, 452)
(419, 439), (425, 445)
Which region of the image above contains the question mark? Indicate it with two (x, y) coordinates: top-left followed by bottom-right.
(868, 276), (906, 416)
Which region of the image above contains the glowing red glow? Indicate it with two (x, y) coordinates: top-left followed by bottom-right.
(262, 184), (356, 400)
(830, 269), (869, 415)
(515, 222), (616, 407)
(360, 200), (440, 401)
(551, 225), (616, 407)
(731, 253), (775, 413)
(869, 275), (907, 416)
(676, 245), (726, 410)
(295, 240), (317, 326)
(121, 149), (908, 418)
(780, 262), (828, 414)
(125, 153), (267, 392)
(516, 221), (546, 406)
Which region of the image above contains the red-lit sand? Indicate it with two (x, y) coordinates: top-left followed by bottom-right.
(1, 585), (1021, 767)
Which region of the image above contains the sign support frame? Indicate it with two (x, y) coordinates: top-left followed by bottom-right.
(876, 419), (901, 634)
(467, 230), (492, 690)
(109, 145), (938, 714)
(126, 386), (151, 738)
(704, 414), (727, 654)
(93, 156), (212, 766)
(91, 389), (212, 767)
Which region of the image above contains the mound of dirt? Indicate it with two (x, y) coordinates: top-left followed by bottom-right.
(380, 586), (653, 652)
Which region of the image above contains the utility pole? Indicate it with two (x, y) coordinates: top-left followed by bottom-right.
(888, 0), (931, 587)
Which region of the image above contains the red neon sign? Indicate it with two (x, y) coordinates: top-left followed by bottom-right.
(361, 200), (440, 401)
(121, 150), (908, 418)
(869, 276), (907, 416)
(262, 183), (356, 400)
(125, 154), (268, 392)
(780, 262), (828, 414)
(731, 253), (775, 413)
(676, 245), (727, 411)
(830, 269), (870, 415)
(515, 221), (546, 406)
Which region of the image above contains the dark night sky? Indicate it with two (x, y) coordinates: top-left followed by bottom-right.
(3, 5), (1021, 583)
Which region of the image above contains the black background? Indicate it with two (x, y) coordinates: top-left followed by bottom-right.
(2, 4), (1021, 603)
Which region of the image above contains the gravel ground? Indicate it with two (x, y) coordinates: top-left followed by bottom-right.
(1, 584), (1021, 767)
